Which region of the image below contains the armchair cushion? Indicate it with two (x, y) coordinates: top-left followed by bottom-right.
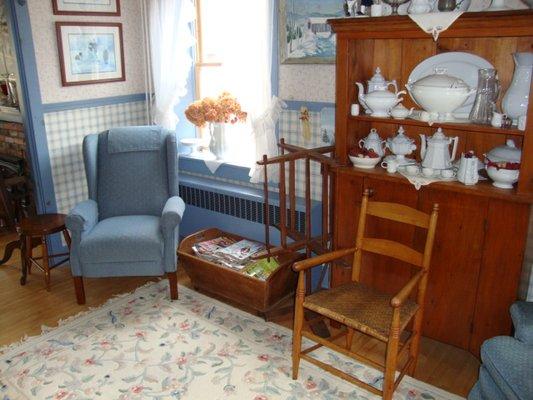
(510, 301), (533, 344)
(480, 336), (533, 400)
(66, 199), (98, 235)
(80, 215), (163, 265)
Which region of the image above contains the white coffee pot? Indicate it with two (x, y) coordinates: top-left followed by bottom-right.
(420, 128), (459, 170)
(359, 128), (386, 157)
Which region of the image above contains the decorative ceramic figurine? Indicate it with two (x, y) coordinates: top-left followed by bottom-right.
(385, 126), (417, 165)
(502, 52), (533, 123)
(359, 128), (387, 157)
(419, 128), (459, 170)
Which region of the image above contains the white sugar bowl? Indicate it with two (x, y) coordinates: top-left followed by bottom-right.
(390, 104), (414, 119)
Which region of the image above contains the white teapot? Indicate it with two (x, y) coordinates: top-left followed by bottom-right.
(356, 83), (406, 118)
(359, 128), (386, 157)
(420, 128), (459, 170)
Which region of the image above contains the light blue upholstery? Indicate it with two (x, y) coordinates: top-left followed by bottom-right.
(468, 301), (533, 400)
(66, 126), (185, 280)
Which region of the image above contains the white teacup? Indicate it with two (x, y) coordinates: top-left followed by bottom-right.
(491, 112), (506, 128)
(441, 169), (454, 179)
(381, 159), (399, 173)
(406, 165), (419, 175)
(422, 167), (434, 177)
(371, 4), (383, 16)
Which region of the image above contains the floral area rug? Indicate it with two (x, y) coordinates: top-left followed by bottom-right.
(0, 281), (464, 400)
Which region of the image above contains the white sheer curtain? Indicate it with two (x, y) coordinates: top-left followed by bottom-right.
(197, 0), (279, 181)
(148, 0), (195, 130)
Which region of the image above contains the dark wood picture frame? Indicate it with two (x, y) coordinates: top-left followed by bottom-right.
(55, 22), (126, 87)
(52, 0), (121, 16)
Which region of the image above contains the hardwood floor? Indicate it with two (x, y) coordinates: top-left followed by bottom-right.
(0, 233), (479, 397)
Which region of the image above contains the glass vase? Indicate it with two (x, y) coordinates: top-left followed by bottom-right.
(209, 123), (229, 160)
(469, 68), (500, 125)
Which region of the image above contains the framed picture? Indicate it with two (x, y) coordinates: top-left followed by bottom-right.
(56, 22), (125, 86)
(279, 0), (344, 64)
(52, 0), (121, 16)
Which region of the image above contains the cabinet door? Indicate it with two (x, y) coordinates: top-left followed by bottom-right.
(469, 199), (529, 355)
(332, 171), (363, 287)
(416, 188), (488, 349)
(361, 178), (419, 295)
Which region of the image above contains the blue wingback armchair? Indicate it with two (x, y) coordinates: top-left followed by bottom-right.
(468, 301), (533, 400)
(66, 126), (185, 304)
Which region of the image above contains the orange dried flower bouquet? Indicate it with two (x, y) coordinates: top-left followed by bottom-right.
(185, 92), (248, 127)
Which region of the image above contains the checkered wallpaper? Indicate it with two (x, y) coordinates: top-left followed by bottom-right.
(44, 101), (148, 214)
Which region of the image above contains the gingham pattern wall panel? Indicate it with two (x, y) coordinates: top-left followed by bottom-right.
(278, 109), (330, 201)
(44, 101), (147, 214)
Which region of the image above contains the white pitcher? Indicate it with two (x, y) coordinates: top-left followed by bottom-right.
(502, 52), (533, 122)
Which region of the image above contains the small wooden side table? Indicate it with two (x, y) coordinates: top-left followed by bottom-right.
(19, 213), (71, 290)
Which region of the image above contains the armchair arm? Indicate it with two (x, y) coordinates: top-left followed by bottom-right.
(66, 199), (98, 235)
(391, 270), (426, 308)
(160, 196), (185, 231)
(293, 248), (356, 272)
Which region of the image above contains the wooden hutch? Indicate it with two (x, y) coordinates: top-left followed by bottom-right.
(328, 11), (533, 356)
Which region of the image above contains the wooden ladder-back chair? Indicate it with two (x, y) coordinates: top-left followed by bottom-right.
(292, 189), (439, 400)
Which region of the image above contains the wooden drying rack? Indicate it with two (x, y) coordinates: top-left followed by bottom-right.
(256, 139), (338, 291)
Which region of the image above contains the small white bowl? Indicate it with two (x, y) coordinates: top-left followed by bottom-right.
(486, 166), (519, 189)
(349, 155), (381, 169)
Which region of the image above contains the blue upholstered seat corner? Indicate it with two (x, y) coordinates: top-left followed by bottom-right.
(468, 301), (533, 400)
(67, 126), (184, 280)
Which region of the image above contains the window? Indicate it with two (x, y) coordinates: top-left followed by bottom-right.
(193, 0), (273, 167)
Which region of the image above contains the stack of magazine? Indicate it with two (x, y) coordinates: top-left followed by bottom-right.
(191, 236), (280, 280)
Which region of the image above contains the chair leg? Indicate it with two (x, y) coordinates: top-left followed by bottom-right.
(408, 311), (424, 376)
(292, 271), (305, 380)
(346, 327), (354, 350)
(73, 276), (86, 305)
(25, 235), (32, 275)
(167, 271), (178, 300)
(41, 236), (51, 291)
(383, 328), (401, 400)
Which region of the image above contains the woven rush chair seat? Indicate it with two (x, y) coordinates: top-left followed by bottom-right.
(304, 282), (419, 342)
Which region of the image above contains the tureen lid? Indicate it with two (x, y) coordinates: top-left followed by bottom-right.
(413, 67), (469, 89)
(486, 139), (522, 163)
(389, 126), (413, 144)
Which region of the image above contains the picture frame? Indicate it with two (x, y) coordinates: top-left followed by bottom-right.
(52, 0), (121, 16)
(55, 22), (125, 86)
(279, 0), (343, 64)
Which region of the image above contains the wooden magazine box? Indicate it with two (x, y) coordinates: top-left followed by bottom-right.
(178, 228), (304, 315)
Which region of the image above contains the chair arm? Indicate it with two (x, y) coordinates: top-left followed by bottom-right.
(160, 196), (185, 232)
(391, 270), (426, 308)
(66, 199), (98, 235)
(293, 248), (356, 272)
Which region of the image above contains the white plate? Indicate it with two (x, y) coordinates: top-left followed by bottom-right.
(408, 52), (494, 115)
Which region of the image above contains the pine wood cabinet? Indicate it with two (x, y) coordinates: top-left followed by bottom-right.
(328, 11), (533, 355)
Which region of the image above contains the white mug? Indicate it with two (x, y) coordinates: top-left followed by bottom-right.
(351, 103), (360, 116)
(381, 159), (399, 173)
(422, 167), (434, 177)
(371, 4), (383, 16)
(491, 112), (506, 128)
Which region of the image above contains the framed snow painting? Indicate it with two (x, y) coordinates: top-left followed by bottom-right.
(56, 22), (125, 86)
(279, 0), (344, 64)
(52, 0), (121, 16)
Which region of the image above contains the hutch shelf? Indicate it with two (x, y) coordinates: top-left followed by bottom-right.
(328, 11), (533, 356)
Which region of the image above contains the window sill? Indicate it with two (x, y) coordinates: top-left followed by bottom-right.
(179, 154), (251, 182)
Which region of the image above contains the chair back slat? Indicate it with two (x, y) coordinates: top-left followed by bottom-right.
(361, 238), (424, 268)
(366, 201), (430, 229)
